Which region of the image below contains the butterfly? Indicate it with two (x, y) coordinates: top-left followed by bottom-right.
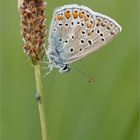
(46, 4), (122, 73)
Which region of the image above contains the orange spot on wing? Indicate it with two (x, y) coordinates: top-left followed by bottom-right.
(80, 11), (89, 21)
(79, 12), (84, 18)
(55, 15), (63, 20)
(83, 15), (89, 21)
(65, 11), (71, 19)
(73, 11), (79, 19)
(87, 23), (92, 28)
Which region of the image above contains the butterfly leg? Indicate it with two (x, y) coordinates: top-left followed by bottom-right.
(42, 64), (53, 78)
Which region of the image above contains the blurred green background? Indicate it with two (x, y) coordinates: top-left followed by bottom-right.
(1, 0), (139, 140)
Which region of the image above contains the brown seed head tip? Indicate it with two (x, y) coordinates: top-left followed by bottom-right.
(18, 0), (47, 64)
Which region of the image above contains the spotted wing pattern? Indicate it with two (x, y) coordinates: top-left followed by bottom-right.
(48, 4), (122, 64)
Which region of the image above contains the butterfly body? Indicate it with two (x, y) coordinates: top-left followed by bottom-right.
(46, 4), (122, 73)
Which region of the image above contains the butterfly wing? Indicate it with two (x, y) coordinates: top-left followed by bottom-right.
(48, 5), (122, 65)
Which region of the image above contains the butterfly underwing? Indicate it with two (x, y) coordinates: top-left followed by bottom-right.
(46, 4), (122, 73)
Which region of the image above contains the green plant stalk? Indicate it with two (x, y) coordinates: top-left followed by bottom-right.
(34, 63), (48, 140)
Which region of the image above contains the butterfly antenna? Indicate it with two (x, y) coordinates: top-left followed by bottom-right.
(73, 66), (96, 85)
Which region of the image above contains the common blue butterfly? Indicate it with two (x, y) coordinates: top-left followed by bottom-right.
(46, 4), (122, 73)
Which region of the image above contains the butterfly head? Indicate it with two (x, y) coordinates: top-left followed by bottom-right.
(46, 47), (71, 73)
(48, 61), (71, 73)
(59, 64), (71, 73)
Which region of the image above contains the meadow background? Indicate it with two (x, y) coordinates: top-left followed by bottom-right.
(1, 0), (139, 140)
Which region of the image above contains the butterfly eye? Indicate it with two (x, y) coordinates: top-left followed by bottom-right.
(62, 64), (71, 72)
(80, 48), (82, 51)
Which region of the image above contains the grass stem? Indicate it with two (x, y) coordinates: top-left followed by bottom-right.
(34, 63), (48, 140)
